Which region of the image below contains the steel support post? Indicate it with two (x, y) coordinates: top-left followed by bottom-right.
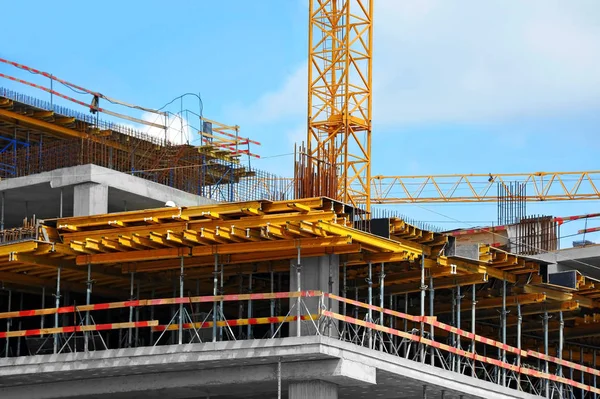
(238, 274), (244, 338)
(0, 191), (4, 231)
(581, 347), (585, 399)
(502, 279), (507, 387)
(178, 256), (184, 345)
(16, 293), (22, 356)
(404, 292), (409, 358)
(569, 348), (574, 388)
(559, 311), (564, 396)
(422, 385), (427, 399)
(4, 289), (11, 358)
(219, 262), (224, 341)
(456, 284), (461, 372)
(213, 254), (218, 342)
(379, 263), (385, 326)
(451, 288), (456, 370)
(420, 254), (426, 363)
(367, 261), (373, 349)
(471, 284), (477, 378)
(342, 262), (347, 319)
(296, 247), (301, 338)
(53, 266), (61, 354)
(248, 270), (253, 339)
(135, 282), (140, 345)
(59, 188), (63, 218)
(128, 272), (134, 348)
(270, 264), (275, 338)
(544, 310), (550, 398)
(84, 263), (92, 352)
(149, 289), (155, 345)
(517, 303), (522, 391)
(40, 287), (45, 332)
(594, 349), (597, 399)
(429, 275), (435, 367)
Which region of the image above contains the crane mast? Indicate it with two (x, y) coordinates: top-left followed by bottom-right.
(297, 0), (373, 212)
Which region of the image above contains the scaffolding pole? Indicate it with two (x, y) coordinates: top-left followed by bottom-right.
(296, 246), (301, 338)
(420, 254), (426, 363)
(84, 263), (92, 352)
(367, 261), (373, 349)
(429, 275), (435, 367)
(471, 284), (476, 378)
(213, 254), (218, 342)
(53, 266), (61, 354)
(178, 256), (184, 345)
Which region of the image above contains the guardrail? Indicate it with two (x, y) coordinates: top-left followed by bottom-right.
(0, 290), (597, 398)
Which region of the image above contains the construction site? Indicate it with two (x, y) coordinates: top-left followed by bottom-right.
(1, 1), (600, 398)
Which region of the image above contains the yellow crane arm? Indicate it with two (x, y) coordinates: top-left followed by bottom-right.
(370, 171), (600, 204)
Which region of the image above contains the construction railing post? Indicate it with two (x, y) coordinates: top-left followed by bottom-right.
(53, 266), (61, 354)
(420, 253), (426, 363)
(558, 311), (564, 396)
(1, 191), (4, 231)
(219, 261), (224, 341)
(40, 287), (45, 332)
(581, 347), (585, 399)
(4, 289), (11, 358)
(178, 256), (184, 345)
(456, 284), (461, 372)
(16, 293), (22, 357)
(342, 262), (347, 319)
(270, 264), (275, 338)
(149, 288), (155, 345)
(379, 263), (385, 351)
(379, 263), (385, 325)
(517, 302), (522, 391)
(296, 246), (301, 338)
(128, 272), (134, 348)
(502, 279), (507, 387)
(429, 275), (435, 367)
(471, 284), (477, 378)
(248, 269), (253, 339)
(367, 261), (373, 349)
(84, 263), (92, 352)
(594, 349), (597, 399)
(213, 254), (218, 343)
(543, 309), (549, 398)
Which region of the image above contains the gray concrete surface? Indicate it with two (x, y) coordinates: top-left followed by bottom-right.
(289, 255), (340, 336)
(0, 336), (542, 399)
(0, 164), (216, 227)
(531, 245), (600, 280)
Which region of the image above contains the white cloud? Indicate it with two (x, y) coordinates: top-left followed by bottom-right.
(234, 0), (600, 128)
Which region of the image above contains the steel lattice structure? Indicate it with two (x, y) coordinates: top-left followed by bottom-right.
(371, 171), (600, 203)
(303, 0), (373, 211)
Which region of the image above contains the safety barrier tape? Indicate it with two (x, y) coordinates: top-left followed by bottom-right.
(0, 321), (158, 339)
(325, 293), (422, 323)
(152, 314), (320, 332)
(0, 72), (165, 129)
(0, 291), (323, 320)
(323, 309), (600, 394)
(526, 350), (600, 378)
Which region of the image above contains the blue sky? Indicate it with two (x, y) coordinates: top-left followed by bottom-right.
(1, 0), (600, 247)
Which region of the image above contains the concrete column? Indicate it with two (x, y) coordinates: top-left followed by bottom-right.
(73, 183), (108, 216)
(288, 380), (338, 399)
(289, 255), (339, 336)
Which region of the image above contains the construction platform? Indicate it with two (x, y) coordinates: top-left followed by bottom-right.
(0, 197), (598, 397)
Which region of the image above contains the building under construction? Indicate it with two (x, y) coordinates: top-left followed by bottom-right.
(2, 1), (600, 399)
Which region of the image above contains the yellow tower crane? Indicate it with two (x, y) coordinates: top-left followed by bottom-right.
(297, 0), (373, 212)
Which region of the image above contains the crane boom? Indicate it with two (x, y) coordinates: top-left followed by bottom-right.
(371, 171), (600, 204)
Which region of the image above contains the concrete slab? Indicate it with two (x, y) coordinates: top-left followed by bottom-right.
(0, 336), (541, 399)
(0, 164), (216, 227)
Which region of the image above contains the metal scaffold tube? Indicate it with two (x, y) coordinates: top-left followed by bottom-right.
(84, 263), (92, 352)
(429, 275), (435, 367)
(53, 266), (61, 354)
(213, 254), (218, 342)
(544, 309), (549, 398)
(502, 279), (507, 387)
(296, 246), (301, 338)
(456, 284), (461, 372)
(420, 253), (426, 363)
(4, 289), (11, 358)
(128, 272), (134, 348)
(367, 261), (373, 349)
(471, 285), (476, 378)
(178, 256), (184, 345)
